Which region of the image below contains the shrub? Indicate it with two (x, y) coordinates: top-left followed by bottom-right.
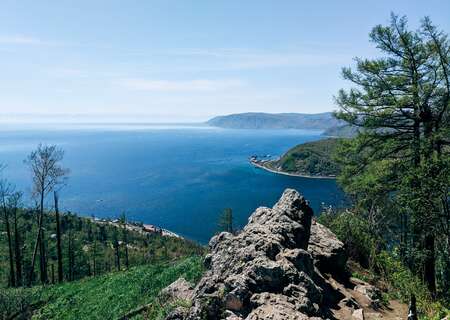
(317, 210), (376, 268)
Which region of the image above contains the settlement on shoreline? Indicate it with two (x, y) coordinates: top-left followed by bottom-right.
(90, 216), (182, 239)
(250, 158), (337, 180)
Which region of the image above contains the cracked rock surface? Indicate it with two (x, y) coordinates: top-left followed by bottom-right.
(167, 189), (349, 319)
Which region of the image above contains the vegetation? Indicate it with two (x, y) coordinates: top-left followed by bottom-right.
(265, 138), (340, 177)
(217, 208), (234, 233)
(0, 256), (204, 320)
(318, 209), (449, 319)
(322, 125), (358, 138)
(0, 144), (204, 290)
(0, 207), (204, 288)
(318, 13), (450, 318)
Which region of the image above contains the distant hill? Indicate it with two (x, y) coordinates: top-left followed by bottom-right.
(322, 125), (358, 137)
(207, 112), (343, 130)
(254, 138), (340, 178)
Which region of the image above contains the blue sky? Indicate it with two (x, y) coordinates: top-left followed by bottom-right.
(1, 1), (449, 122)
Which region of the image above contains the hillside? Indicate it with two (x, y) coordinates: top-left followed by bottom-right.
(0, 209), (204, 287)
(1, 256), (204, 320)
(207, 112), (343, 130)
(253, 138), (340, 178)
(322, 125), (358, 137)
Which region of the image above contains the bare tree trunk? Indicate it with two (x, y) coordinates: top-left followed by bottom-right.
(408, 294), (418, 320)
(39, 228), (48, 284)
(92, 240), (97, 277)
(123, 226), (129, 270)
(115, 245), (120, 271)
(54, 191), (63, 283)
(3, 207), (16, 287)
(67, 230), (74, 281)
(29, 194), (44, 286)
(13, 206), (22, 286)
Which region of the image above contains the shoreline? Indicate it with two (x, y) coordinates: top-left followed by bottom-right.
(250, 160), (337, 180)
(90, 217), (183, 239)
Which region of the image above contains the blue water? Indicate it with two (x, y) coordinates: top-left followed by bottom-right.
(0, 124), (345, 243)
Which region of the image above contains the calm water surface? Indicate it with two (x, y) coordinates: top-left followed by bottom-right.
(0, 124), (345, 243)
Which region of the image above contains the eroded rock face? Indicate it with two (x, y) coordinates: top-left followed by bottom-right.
(308, 220), (347, 275)
(165, 189), (352, 319)
(183, 189), (326, 319)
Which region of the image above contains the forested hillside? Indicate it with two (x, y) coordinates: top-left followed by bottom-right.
(0, 209), (203, 288)
(260, 138), (340, 177)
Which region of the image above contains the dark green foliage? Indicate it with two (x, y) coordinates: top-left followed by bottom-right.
(334, 14), (450, 298)
(268, 138), (340, 176)
(318, 210), (376, 268)
(319, 210), (450, 318)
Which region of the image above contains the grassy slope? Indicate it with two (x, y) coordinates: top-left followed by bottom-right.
(2, 256), (204, 320)
(267, 138), (340, 177)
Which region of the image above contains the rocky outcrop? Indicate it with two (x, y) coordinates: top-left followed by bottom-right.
(163, 189), (403, 319)
(161, 278), (194, 301)
(308, 220), (347, 276)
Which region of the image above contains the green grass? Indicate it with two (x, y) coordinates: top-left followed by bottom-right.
(1, 256), (204, 320)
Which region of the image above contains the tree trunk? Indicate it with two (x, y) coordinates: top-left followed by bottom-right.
(424, 234), (436, 297)
(29, 193), (44, 286)
(54, 191), (63, 283)
(3, 207), (16, 287)
(115, 244), (120, 271)
(67, 230), (74, 281)
(92, 240), (97, 276)
(123, 227), (129, 270)
(51, 264), (55, 284)
(39, 228), (48, 284)
(13, 206), (22, 286)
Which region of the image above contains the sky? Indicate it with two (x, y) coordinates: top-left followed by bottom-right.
(0, 0), (449, 122)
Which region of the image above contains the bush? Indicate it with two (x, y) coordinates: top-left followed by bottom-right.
(374, 251), (450, 319)
(317, 210), (376, 268)
(319, 209), (450, 319)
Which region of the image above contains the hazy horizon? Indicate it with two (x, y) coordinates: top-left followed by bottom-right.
(1, 1), (449, 122)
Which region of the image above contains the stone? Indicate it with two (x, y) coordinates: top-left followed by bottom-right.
(354, 284), (382, 309)
(308, 220), (347, 275)
(166, 189), (386, 320)
(161, 278), (194, 301)
(352, 308), (365, 320)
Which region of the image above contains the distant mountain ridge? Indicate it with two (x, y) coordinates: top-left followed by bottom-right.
(207, 112), (343, 130)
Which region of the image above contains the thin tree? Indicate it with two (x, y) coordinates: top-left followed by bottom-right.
(53, 191), (64, 283)
(24, 144), (69, 285)
(67, 228), (74, 281)
(10, 191), (23, 287)
(0, 177), (15, 287)
(218, 208), (233, 233)
(92, 227), (97, 277)
(120, 213), (129, 269)
(112, 228), (120, 271)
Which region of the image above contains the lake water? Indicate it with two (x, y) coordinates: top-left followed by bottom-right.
(0, 124), (345, 243)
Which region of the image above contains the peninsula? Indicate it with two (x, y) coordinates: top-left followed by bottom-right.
(250, 138), (340, 179)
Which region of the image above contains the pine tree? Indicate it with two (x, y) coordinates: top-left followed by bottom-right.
(335, 14), (450, 296)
